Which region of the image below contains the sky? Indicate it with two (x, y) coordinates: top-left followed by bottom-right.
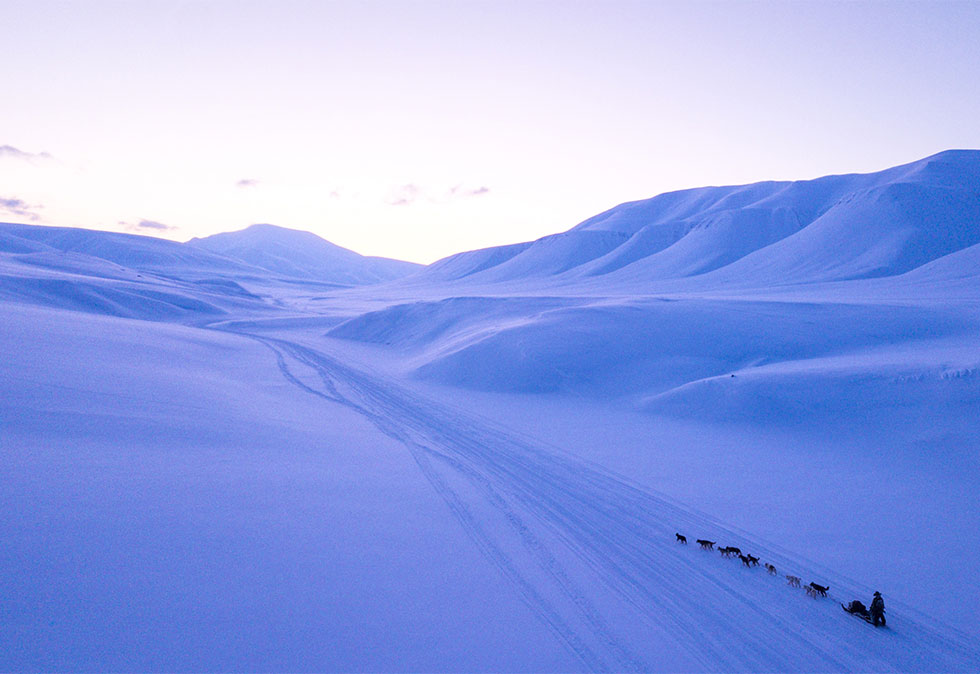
(1, 0), (978, 264)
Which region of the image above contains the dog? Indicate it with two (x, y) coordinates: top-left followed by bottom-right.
(739, 554), (753, 567)
(808, 582), (829, 598)
(696, 539), (715, 550)
(805, 584), (817, 598)
(764, 563), (777, 575)
(746, 554), (760, 567)
(718, 546), (734, 558)
(727, 546), (741, 556)
(675, 533), (687, 544)
(786, 575), (801, 587)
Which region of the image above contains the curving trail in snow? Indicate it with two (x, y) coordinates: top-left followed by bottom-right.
(234, 329), (980, 673)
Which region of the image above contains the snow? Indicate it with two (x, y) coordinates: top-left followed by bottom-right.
(189, 223), (421, 286)
(2, 150), (979, 671)
(1, 303), (573, 672)
(408, 149), (980, 287)
(0, 222), (258, 277)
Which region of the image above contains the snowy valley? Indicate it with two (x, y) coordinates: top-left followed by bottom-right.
(2, 150), (979, 671)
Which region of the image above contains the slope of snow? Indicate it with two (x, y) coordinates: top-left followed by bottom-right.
(403, 297), (977, 396)
(0, 228), (50, 254)
(578, 206), (804, 278)
(601, 150), (980, 286)
(0, 247), (268, 320)
(414, 231), (629, 284)
(189, 223), (421, 285)
(5, 298), (977, 671)
(653, 180), (980, 287)
(326, 295), (584, 353)
(408, 149), (980, 287)
(415, 240), (533, 281)
(0, 222), (257, 277)
(879, 241), (980, 298)
(0, 303), (576, 672)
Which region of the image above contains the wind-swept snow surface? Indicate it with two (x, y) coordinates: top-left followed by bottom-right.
(2, 151), (980, 671)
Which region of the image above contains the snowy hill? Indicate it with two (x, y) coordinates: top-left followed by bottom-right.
(0, 222), (276, 319)
(0, 221), (259, 276)
(0, 221), (422, 319)
(189, 223), (421, 285)
(413, 149), (980, 286)
(331, 152), (980, 400)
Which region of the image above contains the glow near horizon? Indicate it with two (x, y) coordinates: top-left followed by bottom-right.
(1, 1), (978, 264)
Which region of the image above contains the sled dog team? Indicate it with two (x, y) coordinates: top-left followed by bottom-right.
(675, 532), (886, 626)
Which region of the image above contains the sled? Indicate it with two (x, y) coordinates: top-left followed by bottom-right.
(842, 603), (886, 627)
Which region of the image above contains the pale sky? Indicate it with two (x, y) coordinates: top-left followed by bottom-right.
(1, 0), (978, 263)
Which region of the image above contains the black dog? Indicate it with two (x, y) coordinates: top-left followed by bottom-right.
(727, 546), (741, 556)
(764, 563), (777, 575)
(739, 554), (752, 567)
(718, 546), (734, 558)
(696, 539), (715, 550)
(809, 582), (829, 598)
(675, 533), (687, 544)
(746, 554), (760, 567)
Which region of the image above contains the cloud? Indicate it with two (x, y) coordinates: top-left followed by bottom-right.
(0, 196), (43, 221)
(136, 219), (174, 231)
(0, 145), (53, 162)
(236, 178), (259, 188)
(119, 219), (178, 233)
(385, 183), (421, 206)
(449, 184), (490, 199)
(384, 183), (490, 206)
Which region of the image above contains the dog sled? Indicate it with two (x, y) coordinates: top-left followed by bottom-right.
(842, 602), (886, 628)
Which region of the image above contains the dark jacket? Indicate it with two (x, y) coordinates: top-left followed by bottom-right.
(870, 596), (885, 616)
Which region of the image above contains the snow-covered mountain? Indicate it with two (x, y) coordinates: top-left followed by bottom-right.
(189, 223), (420, 285)
(0, 221), (421, 319)
(419, 149), (980, 286)
(0, 221), (260, 276)
(2, 152), (979, 671)
(332, 150), (980, 401)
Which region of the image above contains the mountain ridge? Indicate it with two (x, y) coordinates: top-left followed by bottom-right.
(411, 149), (980, 287)
(0, 221), (422, 287)
(188, 223), (421, 285)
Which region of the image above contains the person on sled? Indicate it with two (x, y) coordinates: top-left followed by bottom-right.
(870, 591), (886, 627)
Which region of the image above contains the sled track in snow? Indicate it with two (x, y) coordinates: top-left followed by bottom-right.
(236, 331), (979, 673)
(258, 335), (630, 670)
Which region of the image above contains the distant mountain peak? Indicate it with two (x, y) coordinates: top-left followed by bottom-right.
(190, 223), (332, 245)
(189, 224), (420, 285)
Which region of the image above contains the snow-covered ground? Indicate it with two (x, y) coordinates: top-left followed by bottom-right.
(2, 151), (979, 671)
